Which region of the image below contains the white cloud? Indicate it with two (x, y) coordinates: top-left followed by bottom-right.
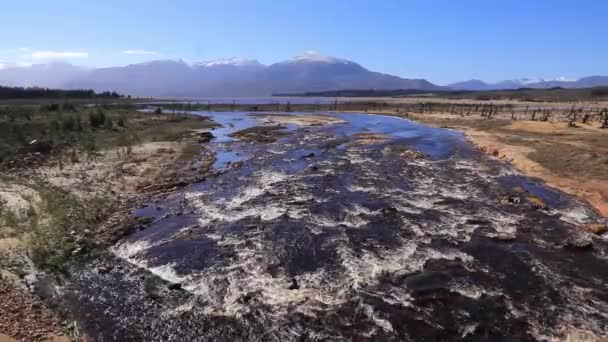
(123, 50), (158, 55)
(30, 51), (88, 59)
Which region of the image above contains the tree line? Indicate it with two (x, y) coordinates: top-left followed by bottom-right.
(0, 86), (122, 99)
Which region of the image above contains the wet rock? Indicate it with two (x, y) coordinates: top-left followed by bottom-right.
(381, 207), (398, 215)
(527, 195), (548, 210)
(400, 149), (427, 159)
(174, 179), (189, 188)
(136, 216), (155, 225)
(490, 233), (517, 242)
(564, 236), (593, 251)
(168, 282), (182, 291)
(97, 265), (113, 274)
(288, 278), (300, 290)
(239, 293), (254, 304)
(301, 152), (316, 159)
(501, 195), (521, 204)
(465, 219), (491, 226)
(583, 223), (607, 235)
(198, 131), (215, 143)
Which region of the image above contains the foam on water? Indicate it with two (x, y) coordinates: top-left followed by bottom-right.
(87, 112), (608, 340)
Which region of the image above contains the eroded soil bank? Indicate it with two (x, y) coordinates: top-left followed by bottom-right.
(62, 112), (607, 341)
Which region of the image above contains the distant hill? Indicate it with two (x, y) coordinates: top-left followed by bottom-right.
(447, 80), (495, 91)
(0, 52), (443, 97)
(0, 62), (89, 89)
(274, 89), (449, 97)
(449, 76), (608, 91)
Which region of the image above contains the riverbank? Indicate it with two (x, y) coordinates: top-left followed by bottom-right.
(363, 110), (608, 217)
(0, 106), (216, 340)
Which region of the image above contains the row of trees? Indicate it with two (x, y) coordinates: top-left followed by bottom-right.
(0, 86), (121, 99)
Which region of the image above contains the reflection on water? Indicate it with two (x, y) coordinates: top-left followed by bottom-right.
(140, 96), (336, 106)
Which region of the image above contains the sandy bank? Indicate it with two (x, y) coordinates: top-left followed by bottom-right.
(253, 113), (346, 126)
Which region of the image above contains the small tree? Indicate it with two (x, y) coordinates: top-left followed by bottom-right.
(83, 132), (97, 157)
(75, 115), (83, 131)
(104, 116), (113, 130)
(61, 115), (75, 131)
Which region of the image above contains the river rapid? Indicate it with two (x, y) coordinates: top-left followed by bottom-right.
(63, 111), (608, 341)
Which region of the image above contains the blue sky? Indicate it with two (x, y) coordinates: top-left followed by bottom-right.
(0, 0), (605, 84)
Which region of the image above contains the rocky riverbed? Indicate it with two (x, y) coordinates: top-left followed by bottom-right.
(61, 112), (608, 341)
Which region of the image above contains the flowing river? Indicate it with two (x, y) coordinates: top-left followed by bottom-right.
(64, 111), (608, 341)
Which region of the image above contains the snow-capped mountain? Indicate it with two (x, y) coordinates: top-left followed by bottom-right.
(280, 51), (353, 64)
(14, 52), (444, 96)
(193, 58), (264, 68)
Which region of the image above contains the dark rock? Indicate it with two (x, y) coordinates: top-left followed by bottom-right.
(198, 131), (215, 143)
(465, 219), (491, 225)
(231, 161), (244, 169)
(136, 216), (155, 225)
(288, 278), (300, 290)
(381, 207), (398, 214)
(168, 282), (182, 290)
(301, 152), (316, 159)
(239, 293), (253, 304)
(174, 179), (189, 187)
(97, 265), (113, 274)
(564, 236), (593, 250)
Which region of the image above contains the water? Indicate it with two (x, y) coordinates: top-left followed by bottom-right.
(65, 111), (608, 341)
(139, 96), (336, 106)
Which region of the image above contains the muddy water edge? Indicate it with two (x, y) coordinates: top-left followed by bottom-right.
(61, 111), (607, 341)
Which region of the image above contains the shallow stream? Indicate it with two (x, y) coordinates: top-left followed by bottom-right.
(64, 111), (608, 341)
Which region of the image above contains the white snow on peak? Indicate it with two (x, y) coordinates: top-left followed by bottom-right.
(0, 61), (33, 69)
(516, 76), (576, 84)
(286, 51), (351, 64)
(195, 58), (262, 67)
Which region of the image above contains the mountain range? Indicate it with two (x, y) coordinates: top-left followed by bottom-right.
(0, 52), (441, 97)
(448, 77), (608, 91)
(0, 52), (607, 96)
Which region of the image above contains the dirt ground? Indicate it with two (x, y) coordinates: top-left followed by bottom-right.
(377, 110), (608, 217)
(0, 281), (69, 342)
